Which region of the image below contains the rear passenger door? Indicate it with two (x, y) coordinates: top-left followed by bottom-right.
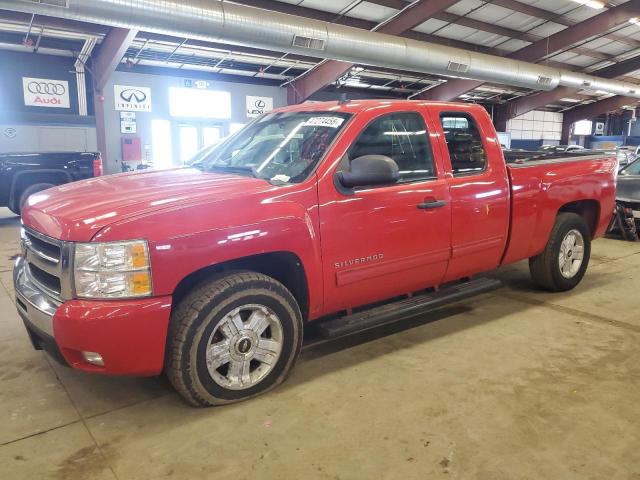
(432, 109), (510, 281)
(318, 109), (452, 314)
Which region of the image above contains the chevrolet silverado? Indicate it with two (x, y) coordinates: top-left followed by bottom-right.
(14, 100), (616, 406)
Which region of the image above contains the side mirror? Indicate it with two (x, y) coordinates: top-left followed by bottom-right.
(338, 155), (399, 188)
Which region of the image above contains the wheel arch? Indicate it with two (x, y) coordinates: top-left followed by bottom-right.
(171, 251), (310, 321)
(558, 199), (600, 237)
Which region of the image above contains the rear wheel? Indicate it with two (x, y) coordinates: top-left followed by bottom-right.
(165, 271), (303, 407)
(17, 183), (55, 214)
(529, 213), (591, 292)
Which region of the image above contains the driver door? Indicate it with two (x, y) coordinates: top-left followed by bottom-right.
(318, 109), (452, 314)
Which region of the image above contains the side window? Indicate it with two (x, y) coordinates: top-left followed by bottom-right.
(439, 113), (487, 176)
(348, 112), (435, 182)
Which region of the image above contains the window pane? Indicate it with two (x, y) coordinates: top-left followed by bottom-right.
(203, 127), (222, 148)
(348, 112), (434, 182)
(179, 126), (199, 163)
(151, 119), (172, 169)
(439, 113), (487, 176)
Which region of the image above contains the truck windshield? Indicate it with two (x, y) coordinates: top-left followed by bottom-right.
(193, 111), (352, 183)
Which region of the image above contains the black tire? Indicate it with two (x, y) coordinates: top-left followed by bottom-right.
(165, 271), (303, 407)
(17, 183), (55, 214)
(529, 212), (591, 292)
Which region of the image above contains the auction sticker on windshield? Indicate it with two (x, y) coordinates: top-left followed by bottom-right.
(305, 117), (345, 128)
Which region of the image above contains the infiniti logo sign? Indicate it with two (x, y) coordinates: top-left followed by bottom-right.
(119, 88), (147, 103)
(114, 85), (152, 112)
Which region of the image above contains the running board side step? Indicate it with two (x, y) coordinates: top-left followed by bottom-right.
(311, 277), (502, 338)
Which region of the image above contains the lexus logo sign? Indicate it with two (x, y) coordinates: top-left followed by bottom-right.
(114, 85), (152, 111)
(246, 95), (273, 118)
(22, 77), (70, 108)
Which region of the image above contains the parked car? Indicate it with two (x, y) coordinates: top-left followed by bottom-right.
(15, 100), (616, 407)
(618, 145), (640, 156)
(616, 146), (638, 169)
(538, 144), (586, 154)
(616, 158), (640, 228)
(0, 151), (103, 214)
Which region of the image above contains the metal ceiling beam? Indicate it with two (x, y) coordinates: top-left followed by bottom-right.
(92, 26), (138, 92)
(0, 9), (109, 35)
(495, 55), (640, 131)
(372, 0), (640, 49)
(509, 0), (640, 63)
(234, 0), (501, 55)
(421, 0), (640, 102)
(91, 27), (137, 168)
(287, 0), (459, 104)
(367, 0), (618, 60)
(491, 0), (640, 49)
(561, 95), (640, 142)
(7, 0), (640, 103)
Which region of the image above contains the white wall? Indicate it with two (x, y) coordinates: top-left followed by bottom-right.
(0, 124), (97, 153)
(507, 110), (563, 142)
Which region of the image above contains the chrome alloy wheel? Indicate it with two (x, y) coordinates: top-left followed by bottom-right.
(558, 229), (585, 279)
(205, 304), (284, 390)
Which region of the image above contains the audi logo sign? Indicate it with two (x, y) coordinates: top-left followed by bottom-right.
(22, 77), (70, 109)
(114, 85), (152, 112)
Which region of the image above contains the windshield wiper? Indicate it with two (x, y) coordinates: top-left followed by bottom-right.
(189, 161), (205, 170)
(208, 164), (257, 177)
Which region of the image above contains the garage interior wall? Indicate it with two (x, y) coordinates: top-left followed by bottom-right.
(0, 50), (96, 154)
(102, 70), (287, 173)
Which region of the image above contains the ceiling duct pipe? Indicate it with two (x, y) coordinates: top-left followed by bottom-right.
(6, 0), (640, 100)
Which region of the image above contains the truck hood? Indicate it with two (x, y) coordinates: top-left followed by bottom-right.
(617, 175), (640, 203)
(21, 168), (275, 241)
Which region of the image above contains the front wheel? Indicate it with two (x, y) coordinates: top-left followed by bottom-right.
(529, 212), (591, 292)
(165, 271), (303, 407)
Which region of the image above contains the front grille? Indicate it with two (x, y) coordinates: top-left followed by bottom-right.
(22, 227), (69, 301)
(24, 231), (60, 263)
(28, 263), (61, 296)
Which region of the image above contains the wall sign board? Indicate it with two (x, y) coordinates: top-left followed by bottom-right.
(23, 77), (70, 108)
(114, 85), (152, 112)
(246, 96), (273, 118)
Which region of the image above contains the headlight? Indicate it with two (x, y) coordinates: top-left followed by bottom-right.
(74, 240), (152, 298)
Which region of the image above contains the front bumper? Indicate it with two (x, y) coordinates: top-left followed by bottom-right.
(14, 256), (173, 376)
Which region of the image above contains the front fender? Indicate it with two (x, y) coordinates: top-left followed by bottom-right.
(93, 184), (323, 317)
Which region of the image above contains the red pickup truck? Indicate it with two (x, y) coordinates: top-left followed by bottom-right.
(15, 100), (616, 406)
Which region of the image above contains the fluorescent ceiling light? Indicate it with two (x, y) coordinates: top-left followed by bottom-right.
(630, 17), (640, 25)
(570, 0), (605, 8)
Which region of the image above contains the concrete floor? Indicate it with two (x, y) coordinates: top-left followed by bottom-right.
(1, 207), (639, 480)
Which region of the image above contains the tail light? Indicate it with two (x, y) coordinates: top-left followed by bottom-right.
(93, 154), (103, 177)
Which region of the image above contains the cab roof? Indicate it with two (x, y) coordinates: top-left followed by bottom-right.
(272, 99), (483, 115)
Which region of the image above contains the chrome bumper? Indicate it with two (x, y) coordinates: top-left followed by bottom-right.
(14, 256), (61, 337)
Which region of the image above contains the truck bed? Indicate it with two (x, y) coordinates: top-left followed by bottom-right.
(501, 152), (618, 265)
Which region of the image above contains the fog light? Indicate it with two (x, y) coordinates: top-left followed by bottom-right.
(82, 351), (104, 366)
